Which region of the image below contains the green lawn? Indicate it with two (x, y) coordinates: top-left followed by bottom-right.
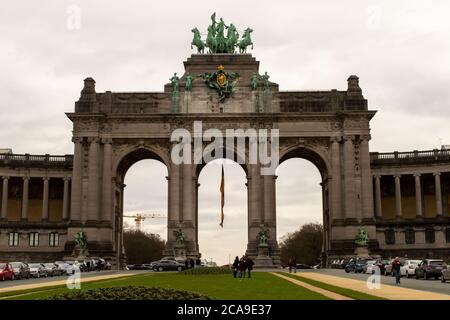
(0, 272), (330, 300)
(281, 273), (385, 300)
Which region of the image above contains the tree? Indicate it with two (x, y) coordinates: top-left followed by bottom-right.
(123, 230), (166, 264)
(279, 223), (323, 266)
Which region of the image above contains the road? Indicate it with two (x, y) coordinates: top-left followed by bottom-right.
(297, 268), (450, 296)
(0, 270), (148, 290)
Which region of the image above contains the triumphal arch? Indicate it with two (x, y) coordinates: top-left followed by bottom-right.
(1, 14), (449, 266)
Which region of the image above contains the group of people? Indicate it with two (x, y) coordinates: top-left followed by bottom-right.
(184, 258), (202, 269)
(232, 255), (254, 278)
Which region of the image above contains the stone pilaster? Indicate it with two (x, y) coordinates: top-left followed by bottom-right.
(101, 138), (113, 221)
(330, 137), (342, 220)
(373, 175), (382, 218)
(263, 174), (276, 223)
(87, 137), (100, 221)
(182, 164), (193, 222)
(62, 177), (70, 220)
(248, 164), (262, 222)
(70, 137), (83, 221)
(414, 174), (422, 217)
(434, 172), (442, 216)
(394, 174), (402, 218)
(21, 177), (30, 220)
(359, 135), (374, 220)
(42, 177), (50, 221)
(343, 135), (356, 220)
(1, 176), (8, 219)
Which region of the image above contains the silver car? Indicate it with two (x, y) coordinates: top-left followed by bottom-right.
(28, 263), (47, 278)
(441, 265), (450, 283)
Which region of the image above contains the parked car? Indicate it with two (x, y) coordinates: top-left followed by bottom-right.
(296, 264), (312, 269)
(64, 261), (81, 275)
(10, 262), (30, 279)
(345, 259), (367, 273)
(365, 260), (378, 274)
(385, 258), (405, 276)
(0, 263), (15, 281)
(400, 260), (421, 278)
(152, 259), (185, 272)
(127, 264), (151, 270)
(42, 263), (60, 276)
(376, 259), (390, 275)
(441, 265), (450, 283)
(28, 263), (47, 278)
(55, 261), (71, 275)
(415, 259), (445, 280)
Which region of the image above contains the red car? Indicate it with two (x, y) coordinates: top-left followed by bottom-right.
(0, 263), (15, 281)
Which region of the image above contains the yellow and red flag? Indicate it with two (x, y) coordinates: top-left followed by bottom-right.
(219, 164), (225, 227)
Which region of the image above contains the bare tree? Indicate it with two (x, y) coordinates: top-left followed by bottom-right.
(123, 230), (166, 264)
(279, 223), (323, 266)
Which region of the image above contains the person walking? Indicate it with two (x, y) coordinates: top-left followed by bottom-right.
(392, 257), (402, 285)
(246, 256), (254, 278)
(189, 258), (195, 269)
(288, 258), (293, 273)
(292, 257), (297, 273)
(232, 256), (239, 278)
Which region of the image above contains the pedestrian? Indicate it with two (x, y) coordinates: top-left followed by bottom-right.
(232, 256), (239, 278)
(288, 258), (293, 273)
(392, 257), (401, 285)
(238, 257), (245, 278)
(246, 256), (254, 278)
(185, 259), (189, 269)
(292, 257), (297, 273)
(190, 258), (195, 269)
(196, 257), (201, 268)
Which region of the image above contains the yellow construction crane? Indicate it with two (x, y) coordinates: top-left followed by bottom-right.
(123, 212), (167, 230)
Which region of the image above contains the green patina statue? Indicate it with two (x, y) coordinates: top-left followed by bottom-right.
(185, 73), (194, 91)
(201, 65), (239, 102)
(174, 228), (187, 246)
(170, 73), (180, 93)
(250, 72), (259, 91)
(191, 28), (205, 54)
(191, 13), (253, 54)
(257, 224), (270, 245)
(74, 229), (88, 249)
(261, 71), (270, 92)
(355, 228), (369, 247)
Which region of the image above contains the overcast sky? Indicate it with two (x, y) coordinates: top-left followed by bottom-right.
(1, 1), (450, 265)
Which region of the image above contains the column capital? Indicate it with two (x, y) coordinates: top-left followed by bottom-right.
(101, 137), (113, 144)
(343, 135), (355, 142)
(22, 176), (30, 181)
(63, 176), (71, 181)
(360, 134), (371, 142)
(330, 136), (342, 143)
(433, 172), (441, 177)
(413, 173), (421, 178)
(42, 177), (50, 181)
(2, 176), (9, 181)
(393, 174), (401, 179)
(72, 137), (83, 143)
(87, 136), (100, 143)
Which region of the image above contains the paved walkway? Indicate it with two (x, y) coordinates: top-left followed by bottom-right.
(296, 272), (450, 300)
(271, 272), (353, 300)
(0, 271), (137, 294)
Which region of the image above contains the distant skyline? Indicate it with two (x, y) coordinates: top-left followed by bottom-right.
(1, 1), (450, 264)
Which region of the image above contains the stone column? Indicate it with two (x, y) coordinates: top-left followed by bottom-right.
(263, 174), (276, 223)
(394, 174), (402, 218)
(101, 138), (113, 221)
(70, 137), (83, 221)
(1, 177), (8, 219)
(21, 177), (30, 220)
(330, 137), (342, 220)
(414, 174), (423, 217)
(360, 135), (374, 220)
(374, 175), (382, 218)
(249, 164), (262, 222)
(182, 164), (193, 222)
(62, 177), (70, 220)
(434, 172), (443, 216)
(42, 177), (50, 220)
(87, 137), (100, 221)
(343, 136), (356, 220)
(168, 164), (181, 222)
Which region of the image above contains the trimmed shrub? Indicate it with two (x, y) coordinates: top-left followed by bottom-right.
(179, 267), (232, 275)
(47, 286), (211, 300)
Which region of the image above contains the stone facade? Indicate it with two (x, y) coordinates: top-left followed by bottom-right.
(0, 54), (449, 266)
